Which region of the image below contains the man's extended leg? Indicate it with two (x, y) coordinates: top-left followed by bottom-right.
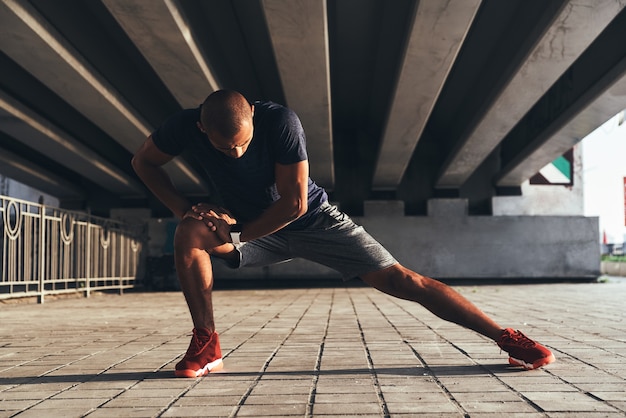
(361, 264), (503, 339)
(360, 264), (555, 369)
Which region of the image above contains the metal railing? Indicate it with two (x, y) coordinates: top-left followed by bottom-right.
(1, 195), (143, 303)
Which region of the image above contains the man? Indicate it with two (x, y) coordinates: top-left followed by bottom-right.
(132, 89), (555, 378)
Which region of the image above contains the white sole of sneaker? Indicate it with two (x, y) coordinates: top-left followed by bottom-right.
(175, 358), (224, 378)
(509, 353), (555, 370)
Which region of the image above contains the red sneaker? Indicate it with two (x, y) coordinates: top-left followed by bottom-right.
(175, 328), (223, 378)
(498, 328), (555, 370)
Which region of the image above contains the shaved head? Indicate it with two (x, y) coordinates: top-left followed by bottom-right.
(200, 90), (253, 138)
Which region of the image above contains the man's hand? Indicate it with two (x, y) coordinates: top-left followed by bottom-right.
(183, 203), (237, 243)
(182, 203), (229, 220)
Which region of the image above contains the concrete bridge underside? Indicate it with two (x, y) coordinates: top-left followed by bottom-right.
(1, 0), (625, 280)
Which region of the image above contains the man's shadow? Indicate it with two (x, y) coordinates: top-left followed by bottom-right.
(0, 363), (524, 386)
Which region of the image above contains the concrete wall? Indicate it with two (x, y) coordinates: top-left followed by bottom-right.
(210, 199), (600, 282)
(493, 145), (584, 216)
(601, 261), (626, 277)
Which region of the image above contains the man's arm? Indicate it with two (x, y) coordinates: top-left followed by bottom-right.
(202, 160), (309, 243)
(241, 160), (308, 241)
(131, 136), (193, 219)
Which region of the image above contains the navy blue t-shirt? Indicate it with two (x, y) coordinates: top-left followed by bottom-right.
(151, 100), (328, 229)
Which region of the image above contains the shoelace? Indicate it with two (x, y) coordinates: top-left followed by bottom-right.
(185, 329), (210, 356)
(501, 330), (536, 348)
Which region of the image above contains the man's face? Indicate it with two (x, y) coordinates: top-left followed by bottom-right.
(197, 118), (254, 159)
(197, 104), (255, 159)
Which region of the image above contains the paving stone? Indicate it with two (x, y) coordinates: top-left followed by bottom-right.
(242, 393), (308, 405)
(521, 391), (620, 413)
(546, 413), (626, 418)
(462, 414), (544, 418)
(235, 403), (307, 416)
(88, 407), (164, 417)
(457, 400), (539, 413)
(313, 392), (379, 404)
(11, 407), (95, 418)
(312, 402), (383, 415)
(385, 400), (460, 414)
(172, 395), (242, 407)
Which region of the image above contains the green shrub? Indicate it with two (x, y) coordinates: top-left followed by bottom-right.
(601, 254), (626, 262)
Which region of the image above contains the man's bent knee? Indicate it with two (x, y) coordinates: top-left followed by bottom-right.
(174, 217), (224, 251)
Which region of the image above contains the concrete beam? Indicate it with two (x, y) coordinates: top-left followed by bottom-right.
(497, 69), (626, 186)
(0, 0), (206, 194)
(103, 0), (219, 108)
(0, 147), (83, 199)
(373, 0), (481, 190)
(262, 0), (334, 188)
(0, 91), (142, 196)
(436, 0), (626, 189)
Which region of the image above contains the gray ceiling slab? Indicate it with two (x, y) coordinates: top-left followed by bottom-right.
(262, 0), (334, 188)
(0, 147), (83, 199)
(2, 0), (625, 215)
(497, 71), (626, 187)
(436, 0), (626, 189)
(0, 92), (142, 196)
(103, 0), (219, 109)
(0, 0), (206, 195)
(372, 0), (481, 190)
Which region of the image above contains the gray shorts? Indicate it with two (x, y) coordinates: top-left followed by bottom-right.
(229, 202), (397, 280)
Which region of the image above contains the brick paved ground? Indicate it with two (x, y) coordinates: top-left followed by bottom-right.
(0, 278), (625, 417)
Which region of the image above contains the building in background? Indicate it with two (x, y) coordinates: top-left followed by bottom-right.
(581, 111), (626, 252)
(492, 109), (625, 255)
